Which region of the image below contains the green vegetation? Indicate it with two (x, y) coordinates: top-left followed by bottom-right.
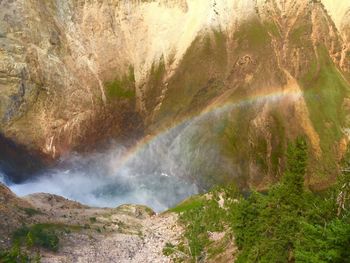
(234, 19), (271, 50)
(168, 138), (350, 262)
(303, 46), (347, 139)
(163, 242), (176, 256)
(144, 58), (166, 111)
(234, 138), (350, 262)
(168, 195), (205, 214)
(290, 24), (312, 46)
(18, 207), (44, 217)
(255, 136), (269, 174)
(0, 244), (40, 263)
(105, 66), (135, 99)
(295, 216), (350, 262)
(11, 223), (82, 252)
(154, 32), (227, 123)
(143, 206), (155, 216)
(294, 152), (350, 262)
(301, 45), (349, 174)
(270, 110), (287, 174)
(0, 223), (84, 262)
(232, 137), (309, 262)
(13, 224), (60, 252)
(89, 217), (97, 223)
(167, 184), (239, 261)
(263, 21), (281, 38)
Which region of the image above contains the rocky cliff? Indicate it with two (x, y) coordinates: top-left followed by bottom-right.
(1, 0), (350, 189)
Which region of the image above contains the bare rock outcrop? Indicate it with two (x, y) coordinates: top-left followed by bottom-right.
(0, 183), (183, 262)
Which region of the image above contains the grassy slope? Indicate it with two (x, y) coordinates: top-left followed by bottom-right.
(151, 31), (228, 124)
(150, 18), (292, 189)
(105, 66), (136, 100)
(300, 45), (350, 179)
(147, 14), (349, 190)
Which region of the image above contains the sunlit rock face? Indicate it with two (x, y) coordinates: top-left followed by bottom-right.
(320, 0), (350, 30)
(0, 0), (254, 158)
(0, 0), (350, 189)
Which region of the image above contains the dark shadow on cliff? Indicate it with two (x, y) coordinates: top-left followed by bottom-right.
(0, 133), (49, 183)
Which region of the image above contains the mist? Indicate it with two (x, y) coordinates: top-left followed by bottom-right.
(1, 105), (224, 212)
(1, 112), (226, 212)
(2, 120), (210, 212)
(1, 92), (300, 212)
(3, 134), (199, 212)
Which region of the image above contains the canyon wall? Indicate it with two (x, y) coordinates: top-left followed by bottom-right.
(1, 0), (350, 189)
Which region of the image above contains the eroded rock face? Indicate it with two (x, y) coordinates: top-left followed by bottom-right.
(0, 0), (350, 188)
(340, 9), (350, 73)
(0, 0), (246, 158)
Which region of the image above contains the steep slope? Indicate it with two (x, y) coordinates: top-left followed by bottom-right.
(0, 0), (245, 159)
(0, 183), (34, 246)
(145, 0), (350, 189)
(340, 8), (350, 75)
(0, 0), (350, 189)
(320, 0), (350, 30)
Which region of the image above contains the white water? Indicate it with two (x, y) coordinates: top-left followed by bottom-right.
(2, 134), (199, 212)
(1, 113), (227, 212)
(1, 91), (302, 212)
(2, 117), (215, 212)
(0, 107), (221, 212)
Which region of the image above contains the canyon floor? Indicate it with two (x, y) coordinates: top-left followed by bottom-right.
(0, 183), (185, 262)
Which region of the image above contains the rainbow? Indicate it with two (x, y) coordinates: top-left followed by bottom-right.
(112, 87), (303, 170)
